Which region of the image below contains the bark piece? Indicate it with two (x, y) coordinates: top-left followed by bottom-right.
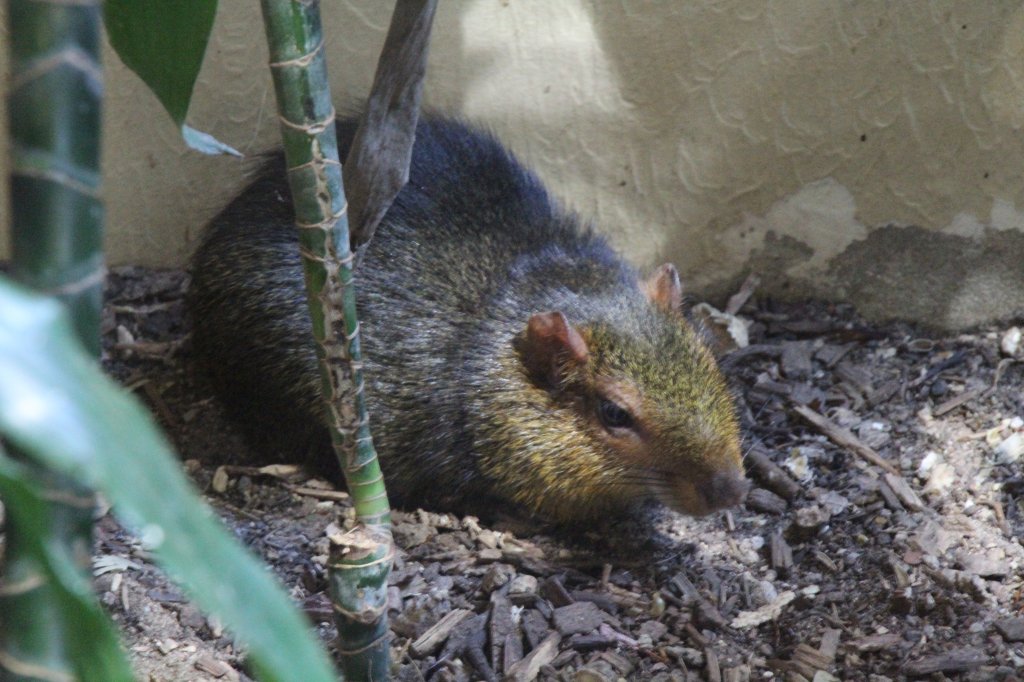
(504, 632), (560, 682)
(792, 404), (900, 475)
(410, 608), (474, 657)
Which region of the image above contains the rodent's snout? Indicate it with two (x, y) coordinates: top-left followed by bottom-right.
(660, 466), (749, 516)
(703, 469), (750, 511)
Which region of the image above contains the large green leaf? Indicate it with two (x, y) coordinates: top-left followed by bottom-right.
(104, 0), (239, 156)
(0, 277), (336, 682)
(0, 456), (134, 682)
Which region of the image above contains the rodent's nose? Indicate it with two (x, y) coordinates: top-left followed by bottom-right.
(706, 469), (750, 510)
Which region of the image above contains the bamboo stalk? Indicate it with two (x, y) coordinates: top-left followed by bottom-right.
(3, 0), (109, 679)
(257, 1), (394, 677)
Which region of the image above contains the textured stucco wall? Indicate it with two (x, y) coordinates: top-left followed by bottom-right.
(2, 1), (1024, 329)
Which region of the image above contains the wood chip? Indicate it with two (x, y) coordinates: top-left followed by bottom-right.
(746, 447), (802, 500)
(490, 594), (515, 673)
(540, 576), (574, 607)
(995, 617), (1024, 642)
(142, 381), (178, 427)
(791, 404), (900, 475)
(410, 608), (473, 657)
(818, 628), (841, 660)
(719, 343), (782, 372)
(932, 387), (984, 416)
(521, 609), (551, 651)
(705, 647), (722, 682)
(194, 655), (236, 679)
(725, 272), (760, 315)
(790, 642), (832, 677)
(882, 473), (924, 512)
(815, 342), (855, 368)
(771, 532), (794, 575)
(731, 590), (796, 629)
(504, 632), (560, 682)
(552, 601), (606, 636)
(846, 633), (903, 652)
(746, 487), (789, 514)
(835, 362), (874, 397)
(902, 647), (987, 675)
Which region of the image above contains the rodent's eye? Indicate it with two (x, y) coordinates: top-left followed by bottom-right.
(598, 398), (634, 430)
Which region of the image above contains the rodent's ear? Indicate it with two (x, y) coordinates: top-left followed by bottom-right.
(522, 311), (589, 386)
(642, 263), (684, 316)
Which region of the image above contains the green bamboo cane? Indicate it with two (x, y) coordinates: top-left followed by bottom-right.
(258, 1), (394, 677)
(2, 0), (111, 679)
(8, 0), (104, 355)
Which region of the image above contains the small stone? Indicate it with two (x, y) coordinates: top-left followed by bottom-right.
(666, 646), (704, 668)
(476, 529), (501, 549)
(995, 432), (1024, 464)
(780, 341), (814, 380)
(957, 550), (1011, 578)
(1001, 326), (1022, 357)
(211, 466), (229, 494)
(157, 638), (180, 655)
(477, 547), (503, 563)
(637, 619), (668, 642)
(508, 574), (539, 598)
(392, 521), (432, 548)
(789, 504), (831, 539)
(916, 451), (941, 477)
(177, 606), (206, 630)
(922, 463), (956, 495)
(480, 563), (515, 593)
(552, 601), (606, 636)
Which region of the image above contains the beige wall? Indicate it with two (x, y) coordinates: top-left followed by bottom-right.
(3, 1), (1024, 328)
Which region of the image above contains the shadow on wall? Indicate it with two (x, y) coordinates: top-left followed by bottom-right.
(576, 1), (1024, 329)
(829, 225), (1024, 330)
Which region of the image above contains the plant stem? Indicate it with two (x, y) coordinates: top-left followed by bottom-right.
(258, 1), (394, 677)
(3, 1), (109, 679)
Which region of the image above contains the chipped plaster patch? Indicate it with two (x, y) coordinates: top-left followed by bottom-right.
(990, 198), (1024, 232)
(719, 178), (867, 278)
(942, 212), (985, 239)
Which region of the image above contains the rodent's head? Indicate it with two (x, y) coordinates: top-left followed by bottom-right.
(500, 264), (747, 522)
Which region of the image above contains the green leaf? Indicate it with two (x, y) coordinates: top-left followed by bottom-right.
(0, 277), (337, 682)
(104, 0), (216, 125)
(0, 456), (135, 682)
(104, 1), (237, 156)
(183, 124), (242, 157)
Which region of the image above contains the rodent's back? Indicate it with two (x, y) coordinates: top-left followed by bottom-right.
(188, 116), (747, 521)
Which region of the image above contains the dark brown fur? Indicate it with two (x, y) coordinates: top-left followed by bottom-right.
(188, 117), (747, 522)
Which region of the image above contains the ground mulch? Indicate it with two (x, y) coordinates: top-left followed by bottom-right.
(96, 266), (1024, 681)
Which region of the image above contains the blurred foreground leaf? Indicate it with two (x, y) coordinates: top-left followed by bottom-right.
(0, 278), (336, 682)
(0, 456), (134, 682)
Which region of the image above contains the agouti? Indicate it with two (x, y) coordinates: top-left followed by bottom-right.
(187, 116), (748, 523)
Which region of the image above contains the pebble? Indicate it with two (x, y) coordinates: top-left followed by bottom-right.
(921, 462), (956, 494)
(508, 574), (539, 599)
(480, 562), (514, 593)
(995, 432), (1024, 464)
(637, 619), (668, 642)
(1000, 326), (1021, 357)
